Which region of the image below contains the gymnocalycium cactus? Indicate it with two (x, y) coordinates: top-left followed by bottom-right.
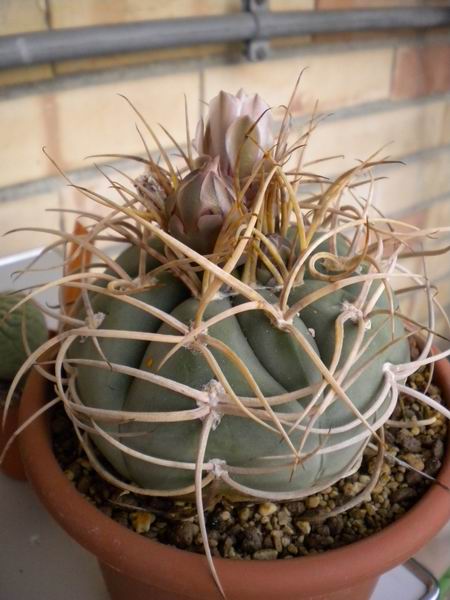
(4, 85), (450, 592)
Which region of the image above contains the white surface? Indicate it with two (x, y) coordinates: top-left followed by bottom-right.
(0, 473), (108, 600)
(0, 472), (440, 600)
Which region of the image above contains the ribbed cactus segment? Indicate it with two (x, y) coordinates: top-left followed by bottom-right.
(288, 279), (409, 436)
(70, 246), (190, 476)
(72, 242), (408, 495)
(122, 294), (323, 492)
(0, 293), (47, 381)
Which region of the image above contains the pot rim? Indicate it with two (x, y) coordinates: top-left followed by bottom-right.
(18, 359), (450, 600)
(1, 404), (27, 480)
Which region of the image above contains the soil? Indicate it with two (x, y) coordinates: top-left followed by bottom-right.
(51, 365), (448, 561)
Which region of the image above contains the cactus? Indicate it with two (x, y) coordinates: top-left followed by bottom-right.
(57, 79), (417, 502)
(69, 240), (409, 496)
(61, 90), (413, 500)
(0, 293), (47, 382)
(4, 86), (450, 591)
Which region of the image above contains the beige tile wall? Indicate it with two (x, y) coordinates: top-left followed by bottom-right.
(203, 47), (395, 117)
(0, 0), (48, 35)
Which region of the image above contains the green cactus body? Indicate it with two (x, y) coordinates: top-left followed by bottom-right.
(287, 279), (409, 446)
(72, 246), (190, 475)
(0, 293), (47, 382)
(72, 242), (409, 496)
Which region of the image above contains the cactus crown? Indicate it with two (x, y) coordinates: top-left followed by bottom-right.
(3, 83), (450, 593)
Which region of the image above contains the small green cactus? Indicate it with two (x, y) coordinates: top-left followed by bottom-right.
(0, 293), (47, 382)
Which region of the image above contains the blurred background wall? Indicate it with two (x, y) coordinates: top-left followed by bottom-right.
(0, 0), (449, 328)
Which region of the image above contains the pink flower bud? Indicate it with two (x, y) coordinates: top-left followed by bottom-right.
(195, 89), (274, 178)
(166, 157), (233, 254)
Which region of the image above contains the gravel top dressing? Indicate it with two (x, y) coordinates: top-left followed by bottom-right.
(52, 365), (447, 560)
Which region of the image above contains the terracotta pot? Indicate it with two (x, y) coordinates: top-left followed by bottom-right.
(1, 404), (26, 480)
(19, 361), (450, 600)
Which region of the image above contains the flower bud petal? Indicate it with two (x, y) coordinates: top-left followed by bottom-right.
(196, 89), (274, 177)
(225, 115), (264, 179)
(166, 158), (233, 254)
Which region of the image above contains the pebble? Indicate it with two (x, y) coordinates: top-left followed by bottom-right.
(391, 488), (416, 503)
(425, 457), (442, 476)
(405, 470), (422, 486)
(397, 430), (422, 453)
(258, 502), (278, 517)
(238, 507), (251, 522)
(131, 511), (155, 534)
(64, 469), (74, 481)
(242, 527), (263, 552)
(433, 439), (444, 459)
(174, 522), (199, 547)
(223, 537), (234, 554)
(295, 521), (312, 535)
(277, 509), (290, 526)
(403, 454), (425, 471)
(343, 482), (365, 497)
(271, 530), (283, 552)
(306, 496), (320, 509)
(286, 501), (306, 515)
